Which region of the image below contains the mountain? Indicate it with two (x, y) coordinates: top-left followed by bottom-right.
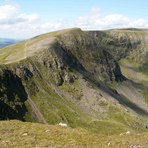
(0, 38), (19, 48)
(0, 28), (148, 147)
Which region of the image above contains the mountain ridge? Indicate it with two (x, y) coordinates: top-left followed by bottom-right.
(0, 28), (148, 135)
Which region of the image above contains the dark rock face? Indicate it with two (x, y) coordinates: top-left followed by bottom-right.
(0, 69), (28, 120)
(22, 68), (33, 80)
(97, 51), (125, 82)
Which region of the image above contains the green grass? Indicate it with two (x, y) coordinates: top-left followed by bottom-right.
(0, 120), (148, 148)
(26, 74), (147, 133)
(26, 74), (91, 128)
(88, 119), (128, 135)
(21, 61), (147, 134)
(139, 82), (148, 103)
(24, 101), (37, 122)
(108, 105), (148, 131)
(0, 41), (26, 64)
(139, 60), (148, 75)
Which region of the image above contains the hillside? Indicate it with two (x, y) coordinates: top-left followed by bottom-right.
(0, 28), (148, 147)
(0, 120), (148, 148)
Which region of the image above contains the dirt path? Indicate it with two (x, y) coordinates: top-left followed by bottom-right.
(24, 39), (29, 59)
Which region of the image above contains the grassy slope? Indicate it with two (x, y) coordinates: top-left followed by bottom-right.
(0, 41), (26, 64)
(0, 28), (81, 65)
(0, 120), (147, 148)
(120, 59), (148, 103)
(23, 59), (147, 133)
(23, 64), (134, 134)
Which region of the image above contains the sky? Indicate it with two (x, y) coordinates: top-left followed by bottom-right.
(0, 0), (148, 38)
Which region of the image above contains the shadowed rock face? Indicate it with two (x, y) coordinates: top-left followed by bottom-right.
(50, 29), (125, 82)
(0, 69), (28, 120)
(0, 28), (147, 123)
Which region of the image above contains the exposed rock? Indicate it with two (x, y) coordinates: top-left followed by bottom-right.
(22, 132), (28, 136)
(64, 73), (75, 83)
(98, 98), (108, 106)
(126, 131), (130, 135)
(45, 129), (50, 133)
(130, 144), (140, 148)
(55, 73), (63, 86)
(22, 68), (33, 80)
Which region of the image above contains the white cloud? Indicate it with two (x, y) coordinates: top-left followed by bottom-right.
(76, 7), (148, 30)
(0, 4), (65, 38)
(0, 4), (148, 38)
(129, 19), (148, 28)
(17, 13), (40, 24)
(0, 4), (18, 24)
(76, 7), (101, 29)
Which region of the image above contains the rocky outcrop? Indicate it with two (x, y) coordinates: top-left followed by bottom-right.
(55, 29), (125, 82)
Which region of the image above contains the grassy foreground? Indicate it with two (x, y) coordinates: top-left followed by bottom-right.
(0, 120), (147, 148)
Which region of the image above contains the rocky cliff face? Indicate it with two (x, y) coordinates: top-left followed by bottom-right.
(0, 68), (28, 120)
(55, 29), (125, 82)
(0, 28), (147, 129)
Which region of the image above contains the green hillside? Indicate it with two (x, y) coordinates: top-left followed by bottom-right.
(0, 28), (148, 147)
(0, 120), (148, 148)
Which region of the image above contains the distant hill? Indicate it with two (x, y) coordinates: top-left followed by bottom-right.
(0, 38), (19, 48)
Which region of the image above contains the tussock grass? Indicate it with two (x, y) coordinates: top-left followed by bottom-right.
(0, 120), (148, 148)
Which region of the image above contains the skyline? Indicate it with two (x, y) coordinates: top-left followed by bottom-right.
(0, 0), (148, 38)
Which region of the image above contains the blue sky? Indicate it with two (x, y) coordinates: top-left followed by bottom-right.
(0, 0), (148, 38)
